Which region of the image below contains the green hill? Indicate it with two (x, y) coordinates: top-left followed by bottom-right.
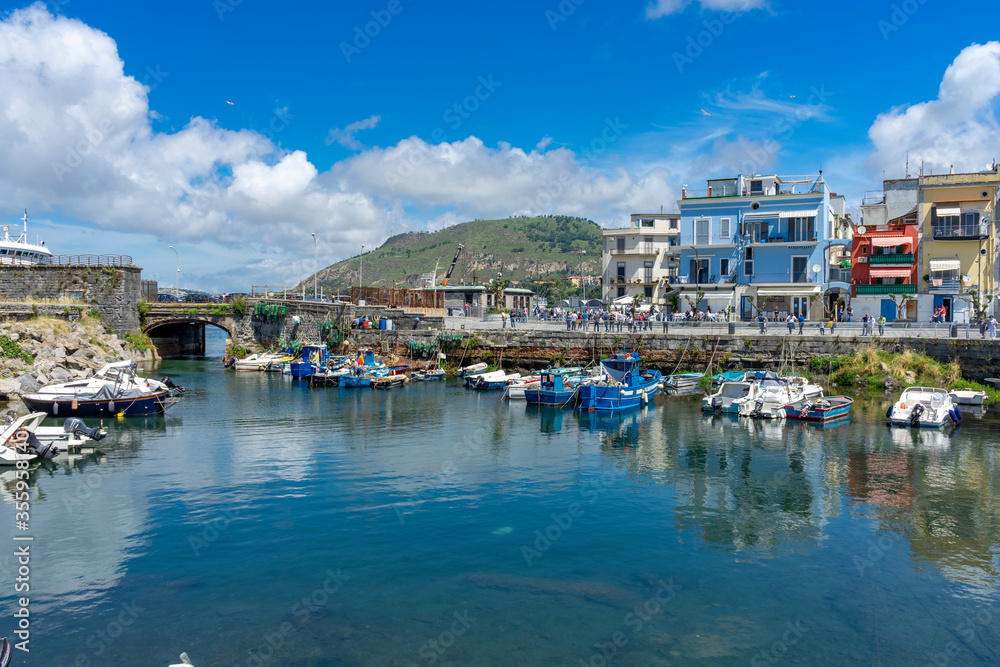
(302, 216), (603, 293)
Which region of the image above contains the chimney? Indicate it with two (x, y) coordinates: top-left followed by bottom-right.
(682, 186), (687, 199)
(660, 205), (663, 214)
(707, 185), (713, 197)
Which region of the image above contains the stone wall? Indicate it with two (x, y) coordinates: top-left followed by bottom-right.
(0, 265), (141, 336)
(348, 329), (1000, 380)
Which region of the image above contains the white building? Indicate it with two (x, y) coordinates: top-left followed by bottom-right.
(601, 213), (680, 304)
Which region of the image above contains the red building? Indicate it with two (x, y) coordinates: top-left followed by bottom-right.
(851, 211), (920, 318)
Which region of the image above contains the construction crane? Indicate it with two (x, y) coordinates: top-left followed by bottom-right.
(441, 244), (465, 286)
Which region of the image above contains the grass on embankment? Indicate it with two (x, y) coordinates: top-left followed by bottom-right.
(809, 346), (1000, 401)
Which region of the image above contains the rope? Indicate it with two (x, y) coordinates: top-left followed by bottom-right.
(667, 335), (694, 378)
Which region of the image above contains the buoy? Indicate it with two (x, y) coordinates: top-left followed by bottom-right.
(71, 398), (78, 410)
(117, 412), (125, 422)
(108, 400), (115, 413)
(53, 401), (58, 415)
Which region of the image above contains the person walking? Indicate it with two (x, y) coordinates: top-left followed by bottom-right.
(501, 310), (508, 329)
(510, 309), (516, 329)
(846, 305), (854, 323)
(757, 312), (767, 334)
(989, 315), (998, 339)
(662, 311), (669, 333)
(786, 314), (795, 334)
(798, 313), (805, 334)
(877, 315), (886, 336)
(980, 317), (987, 339)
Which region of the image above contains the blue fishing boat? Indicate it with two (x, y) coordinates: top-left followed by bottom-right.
(524, 368), (579, 406)
(711, 371), (745, 388)
(340, 369), (372, 388)
(289, 344), (329, 379)
(577, 352), (661, 411)
(784, 396), (854, 422)
(411, 369), (445, 381)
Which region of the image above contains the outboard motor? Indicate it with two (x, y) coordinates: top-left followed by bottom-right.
(711, 397), (723, 411)
(160, 376), (185, 393)
(63, 417), (107, 442)
(752, 399), (764, 418)
(25, 432), (59, 460)
(909, 403), (925, 427)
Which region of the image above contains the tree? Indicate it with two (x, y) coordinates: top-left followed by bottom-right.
(957, 288), (996, 321)
(683, 289), (706, 314)
(890, 292), (917, 320)
(487, 276), (510, 311)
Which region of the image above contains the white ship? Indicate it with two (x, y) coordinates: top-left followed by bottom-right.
(0, 211), (52, 264)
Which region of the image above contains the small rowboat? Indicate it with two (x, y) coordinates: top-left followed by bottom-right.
(411, 369), (446, 381)
(784, 396), (854, 422)
(457, 362), (487, 377)
(948, 389), (987, 405)
(371, 375), (406, 389)
(664, 373), (704, 390)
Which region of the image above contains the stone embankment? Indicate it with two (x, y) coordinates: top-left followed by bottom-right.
(0, 317), (155, 403)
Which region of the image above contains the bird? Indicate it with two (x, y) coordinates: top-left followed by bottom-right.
(225, 101), (235, 106)
(700, 109), (712, 117)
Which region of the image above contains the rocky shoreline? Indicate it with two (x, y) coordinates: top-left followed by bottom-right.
(0, 317), (156, 404)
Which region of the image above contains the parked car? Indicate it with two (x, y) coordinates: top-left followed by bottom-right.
(158, 293), (182, 302)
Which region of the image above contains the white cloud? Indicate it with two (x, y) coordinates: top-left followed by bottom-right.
(646, 0), (766, 19)
(0, 4), (680, 289)
(324, 114), (381, 150)
(867, 42), (1000, 176)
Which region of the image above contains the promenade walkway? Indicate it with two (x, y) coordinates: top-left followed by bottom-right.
(441, 316), (997, 340)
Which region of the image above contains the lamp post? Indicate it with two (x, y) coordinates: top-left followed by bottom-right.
(311, 233), (317, 300)
(359, 244), (365, 301)
(168, 245), (179, 295)
(579, 250), (587, 302)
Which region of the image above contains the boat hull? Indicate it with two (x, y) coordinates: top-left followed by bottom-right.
(784, 397), (854, 422)
(21, 391), (171, 417)
(949, 391), (986, 406)
(524, 389), (575, 405)
(577, 381), (659, 411)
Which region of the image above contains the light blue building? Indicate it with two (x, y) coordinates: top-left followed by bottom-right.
(672, 172), (851, 320)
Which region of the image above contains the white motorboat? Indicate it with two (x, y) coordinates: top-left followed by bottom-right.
(702, 381), (753, 414)
(505, 375), (541, 399)
(0, 413), (47, 465)
(888, 387), (961, 428)
(734, 376), (817, 419)
(948, 389), (987, 406)
(233, 352), (284, 372)
(664, 373), (704, 389)
(457, 362), (488, 377)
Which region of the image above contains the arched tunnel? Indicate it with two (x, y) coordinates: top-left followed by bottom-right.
(146, 320), (230, 357)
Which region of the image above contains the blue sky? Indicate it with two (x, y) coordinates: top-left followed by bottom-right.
(1, 0), (998, 291)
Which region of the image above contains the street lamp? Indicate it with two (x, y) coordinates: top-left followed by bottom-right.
(579, 250), (587, 302)
(168, 245), (179, 295)
(311, 233), (317, 300)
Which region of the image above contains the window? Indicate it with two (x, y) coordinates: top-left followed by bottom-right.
(641, 218), (654, 228)
(745, 247), (754, 276)
(744, 220), (770, 243)
(616, 262), (626, 282)
(862, 246), (868, 254)
(644, 287), (653, 298)
(750, 180), (763, 195)
(720, 217), (731, 241)
(616, 238), (625, 252)
(644, 236), (654, 254)
(617, 287), (626, 298)
(695, 218), (710, 245)
(788, 217), (816, 242)
(689, 259), (709, 283)
(791, 256), (808, 283)
(720, 258), (730, 277)
(644, 261), (654, 283)
(669, 219), (678, 230)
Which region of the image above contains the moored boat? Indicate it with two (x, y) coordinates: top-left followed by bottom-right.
(473, 372), (522, 390)
(784, 396), (854, 422)
(664, 372), (704, 390)
(948, 389), (987, 406)
(524, 368), (579, 406)
(711, 371), (745, 388)
(702, 381), (753, 414)
(289, 345), (329, 379)
(578, 352), (661, 411)
(21, 360), (180, 417)
(411, 369), (446, 381)
(887, 387), (961, 428)
(457, 362), (488, 377)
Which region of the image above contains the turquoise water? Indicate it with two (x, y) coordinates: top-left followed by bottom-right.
(3, 336), (1000, 665)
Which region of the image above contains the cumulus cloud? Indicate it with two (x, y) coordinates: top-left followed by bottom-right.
(867, 42), (1000, 176)
(0, 4), (679, 288)
(324, 114), (381, 150)
(646, 0), (766, 19)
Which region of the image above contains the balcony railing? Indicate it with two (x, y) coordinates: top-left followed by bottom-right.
(932, 223), (989, 240)
(751, 233), (819, 244)
(855, 284), (915, 295)
(927, 279), (961, 293)
(868, 253), (914, 264)
(608, 247), (659, 256)
(862, 191), (886, 206)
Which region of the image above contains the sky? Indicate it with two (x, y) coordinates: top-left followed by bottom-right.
(0, 0), (999, 292)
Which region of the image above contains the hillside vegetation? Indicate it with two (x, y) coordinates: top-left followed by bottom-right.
(300, 216), (604, 292)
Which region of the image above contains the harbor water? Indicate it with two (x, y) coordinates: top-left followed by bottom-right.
(3, 331), (1000, 665)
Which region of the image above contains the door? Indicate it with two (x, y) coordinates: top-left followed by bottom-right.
(741, 295), (754, 320)
(880, 298), (896, 321)
(933, 295), (953, 322)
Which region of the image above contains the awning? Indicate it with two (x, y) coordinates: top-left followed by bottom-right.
(755, 286), (822, 296)
(778, 209), (818, 219)
(935, 205), (961, 217)
(930, 258), (961, 271)
(742, 212), (778, 220)
(870, 236), (910, 248)
(869, 267), (912, 278)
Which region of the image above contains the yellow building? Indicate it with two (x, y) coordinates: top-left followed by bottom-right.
(918, 170), (998, 322)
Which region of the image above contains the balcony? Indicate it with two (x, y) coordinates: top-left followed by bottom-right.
(868, 253), (914, 264)
(750, 233), (819, 244)
(927, 279), (961, 293)
(862, 191), (886, 206)
(855, 284), (915, 295)
(608, 247), (660, 257)
(828, 268), (851, 283)
(932, 223), (989, 240)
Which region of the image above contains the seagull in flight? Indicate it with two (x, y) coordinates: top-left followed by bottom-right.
(226, 101), (235, 106)
(700, 109), (712, 117)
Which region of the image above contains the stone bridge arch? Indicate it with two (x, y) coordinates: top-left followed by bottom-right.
(142, 306), (245, 356)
